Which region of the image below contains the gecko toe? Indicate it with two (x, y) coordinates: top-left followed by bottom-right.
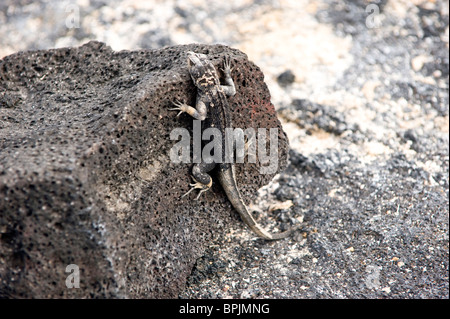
(181, 180), (211, 199)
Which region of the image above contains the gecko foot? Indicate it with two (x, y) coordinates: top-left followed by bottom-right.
(170, 100), (189, 117)
(221, 56), (233, 75)
(181, 179), (212, 200)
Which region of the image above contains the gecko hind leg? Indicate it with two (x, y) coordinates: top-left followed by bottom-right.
(181, 162), (215, 200)
(181, 180), (211, 200)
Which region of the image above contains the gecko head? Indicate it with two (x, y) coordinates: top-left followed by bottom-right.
(186, 51), (219, 90)
(187, 51), (208, 68)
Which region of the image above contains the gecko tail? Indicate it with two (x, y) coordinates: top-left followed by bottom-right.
(218, 164), (301, 240)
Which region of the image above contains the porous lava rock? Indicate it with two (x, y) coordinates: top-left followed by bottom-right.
(0, 41), (288, 298)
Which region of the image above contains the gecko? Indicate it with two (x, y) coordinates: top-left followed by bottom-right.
(171, 51), (300, 240)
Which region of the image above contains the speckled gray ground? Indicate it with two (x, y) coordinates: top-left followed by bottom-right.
(1, 0), (448, 298)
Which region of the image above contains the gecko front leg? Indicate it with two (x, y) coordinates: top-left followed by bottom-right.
(170, 99), (207, 120)
(221, 56), (236, 97)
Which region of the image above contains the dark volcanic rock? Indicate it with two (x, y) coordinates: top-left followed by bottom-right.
(0, 41), (288, 298)
(276, 70), (296, 87)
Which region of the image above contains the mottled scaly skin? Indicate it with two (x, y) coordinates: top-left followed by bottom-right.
(171, 51), (300, 240)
